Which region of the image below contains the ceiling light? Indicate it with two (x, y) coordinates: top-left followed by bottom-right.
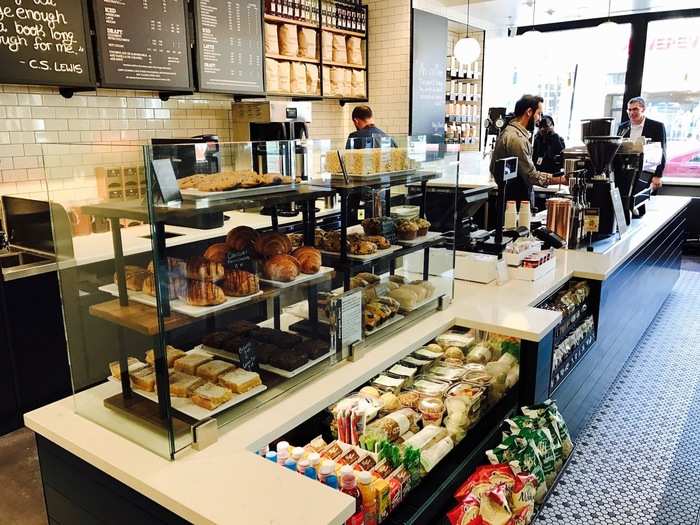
(598, 0), (618, 31)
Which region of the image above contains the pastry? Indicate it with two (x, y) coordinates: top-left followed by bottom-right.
(248, 327), (279, 342)
(396, 219), (418, 240)
(254, 231), (292, 258)
(350, 276), (369, 289)
(173, 353), (212, 375)
(376, 296), (401, 314)
(356, 272), (381, 285)
(177, 279), (226, 306)
(218, 369), (262, 394)
(196, 360), (236, 381)
(222, 335), (248, 355)
(203, 243), (229, 264)
(389, 275), (407, 285)
(225, 226), (260, 253)
(321, 231), (346, 253)
(267, 330), (303, 349)
(314, 228), (326, 248)
(361, 217), (383, 235)
(363, 308), (381, 331)
(349, 240), (377, 255)
(402, 283), (430, 300)
(145, 345), (186, 367)
(287, 233), (305, 249)
(251, 342), (278, 364)
(142, 273), (184, 299)
(202, 331), (231, 349)
(269, 351), (308, 371)
(413, 217), (431, 236)
(227, 319), (258, 336)
(147, 257), (186, 277)
(130, 366), (156, 392)
(109, 357), (146, 379)
(291, 246), (322, 274)
(263, 254), (300, 282)
(221, 269), (260, 297)
(177, 174), (207, 190)
(294, 339), (330, 360)
(191, 382), (234, 410)
(115, 265), (148, 291)
(169, 371), (204, 397)
(388, 287), (419, 309)
(185, 256), (225, 282)
(361, 235), (391, 249)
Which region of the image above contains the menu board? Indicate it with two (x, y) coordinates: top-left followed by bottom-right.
(194, 0), (263, 94)
(0, 0), (93, 86)
(93, 0), (192, 90)
(410, 9), (446, 144)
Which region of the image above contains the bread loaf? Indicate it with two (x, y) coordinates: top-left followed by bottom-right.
(263, 254), (300, 282)
(203, 243), (229, 264)
(178, 279), (226, 306)
(254, 231), (292, 258)
(291, 246), (321, 274)
(225, 225), (260, 253)
(186, 256), (225, 282)
(322, 65), (331, 95)
(221, 269), (260, 297)
(116, 265), (147, 291)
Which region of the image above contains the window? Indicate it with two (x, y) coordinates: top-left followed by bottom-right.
(642, 17), (700, 180)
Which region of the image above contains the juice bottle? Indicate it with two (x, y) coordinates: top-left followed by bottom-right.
(277, 449), (289, 466)
(284, 458), (297, 471)
(306, 452), (321, 480)
(276, 441), (290, 455)
(357, 471), (377, 525)
(340, 465), (362, 515)
(319, 460), (339, 489)
(265, 451), (277, 463)
(297, 459), (310, 476)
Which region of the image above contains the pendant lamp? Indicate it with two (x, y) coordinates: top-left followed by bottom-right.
(454, 0), (481, 65)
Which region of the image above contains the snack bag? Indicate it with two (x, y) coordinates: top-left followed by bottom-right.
(479, 484), (512, 525)
(488, 435), (547, 502)
(507, 416), (562, 475)
(454, 464), (515, 502)
(447, 494), (482, 525)
(510, 472), (537, 521)
(524, 400), (574, 459)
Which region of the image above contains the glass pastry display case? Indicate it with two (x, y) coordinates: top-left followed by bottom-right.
(42, 137), (459, 460)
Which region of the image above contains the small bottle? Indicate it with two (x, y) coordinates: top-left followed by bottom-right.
(265, 451), (277, 463)
(519, 201), (532, 231)
(291, 446), (305, 463)
(319, 460), (339, 489)
(276, 441), (290, 454)
(277, 449), (289, 466)
(357, 471), (378, 525)
(284, 458), (297, 471)
(297, 459), (310, 476)
(306, 452), (321, 480)
(340, 465), (362, 514)
(347, 511), (364, 525)
(505, 200), (518, 229)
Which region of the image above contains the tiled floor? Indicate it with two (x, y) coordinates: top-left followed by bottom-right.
(0, 427), (46, 525)
(538, 266), (700, 524)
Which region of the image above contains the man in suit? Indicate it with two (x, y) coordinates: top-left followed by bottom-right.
(617, 96), (666, 190)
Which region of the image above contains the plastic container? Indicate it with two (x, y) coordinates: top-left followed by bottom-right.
(519, 201), (532, 230)
(412, 376), (450, 399)
(276, 440), (290, 454)
(284, 458), (297, 471)
(319, 460), (339, 489)
(505, 200), (518, 229)
(340, 465), (362, 514)
(291, 447), (305, 462)
(265, 451), (277, 463)
(357, 470), (378, 525)
(418, 397), (445, 426)
(297, 459), (309, 476)
(277, 449), (289, 466)
(306, 452), (321, 479)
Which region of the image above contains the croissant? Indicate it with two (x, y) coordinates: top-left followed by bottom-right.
(263, 254), (300, 282)
(147, 257), (186, 277)
(221, 269), (260, 297)
(177, 279), (226, 306)
(203, 243), (229, 264)
(186, 256), (225, 282)
(291, 246), (321, 274)
(142, 272), (184, 300)
(225, 226), (260, 253)
(255, 232), (292, 258)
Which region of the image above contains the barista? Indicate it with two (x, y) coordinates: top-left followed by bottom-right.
(346, 105), (394, 149)
(490, 95), (567, 207)
(533, 115), (565, 174)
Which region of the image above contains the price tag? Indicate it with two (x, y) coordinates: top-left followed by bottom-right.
(357, 209), (366, 220)
(238, 341), (258, 372)
(379, 219), (397, 245)
(496, 259), (509, 285)
(610, 187), (628, 235)
(225, 249), (257, 273)
(583, 208), (600, 234)
(329, 288), (363, 358)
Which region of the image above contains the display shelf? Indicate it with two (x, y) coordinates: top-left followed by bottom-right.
(310, 170), (440, 191)
(266, 91), (323, 99)
(265, 53), (320, 65)
(88, 300), (192, 336)
(264, 14), (319, 29)
(322, 60), (365, 70)
(321, 25), (366, 38)
(530, 444), (579, 522)
(550, 331), (596, 395)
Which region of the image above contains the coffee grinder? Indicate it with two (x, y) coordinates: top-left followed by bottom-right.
(583, 135), (623, 239)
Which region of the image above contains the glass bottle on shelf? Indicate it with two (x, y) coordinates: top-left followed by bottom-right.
(295, 0), (302, 20)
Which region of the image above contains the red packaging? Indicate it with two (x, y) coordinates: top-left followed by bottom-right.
(346, 511), (364, 525)
(446, 494), (482, 525)
(371, 459), (394, 479)
(454, 464), (515, 502)
(388, 477), (402, 511)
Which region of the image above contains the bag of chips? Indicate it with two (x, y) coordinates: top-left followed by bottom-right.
(522, 400), (573, 459)
(447, 494), (482, 525)
(510, 472), (537, 521)
(454, 464), (515, 502)
(480, 484), (512, 525)
(507, 416), (563, 473)
(487, 435), (547, 502)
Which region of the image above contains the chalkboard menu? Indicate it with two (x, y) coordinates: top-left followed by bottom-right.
(194, 0), (263, 94)
(0, 0), (93, 86)
(410, 9), (446, 144)
(93, 0), (192, 90)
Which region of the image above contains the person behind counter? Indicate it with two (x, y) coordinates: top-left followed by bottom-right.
(490, 95), (568, 207)
(617, 96), (666, 190)
(533, 115), (565, 174)
(346, 105), (395, 149)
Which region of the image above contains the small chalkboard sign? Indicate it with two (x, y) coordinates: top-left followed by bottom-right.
(238, 340), (258, 372)
(225, 250), (257, 273)
(151, 159), (182, 204)
(379, 219), (397, 245)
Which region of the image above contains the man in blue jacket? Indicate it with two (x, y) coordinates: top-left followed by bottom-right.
(346, 105), (393, 149)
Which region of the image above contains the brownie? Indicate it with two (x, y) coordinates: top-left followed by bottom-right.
(253, 342), (279, 365)
(202, 331), (230, 349)
(268, 331), (303, 349)
(269, 352), (308, 371)
(222, 335), (248, 354)
(248, 327), (278, 342)
(295, 339), (330, 360)
(227, 319), (258, 337)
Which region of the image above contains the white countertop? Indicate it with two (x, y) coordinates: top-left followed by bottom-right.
(24, 195), (690, 525)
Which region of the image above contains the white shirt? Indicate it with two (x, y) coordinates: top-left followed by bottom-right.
(629, 117), (645, 140)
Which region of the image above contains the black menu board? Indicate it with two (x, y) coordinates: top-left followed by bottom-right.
(194, 0), (263, 94)
(0, 0), (93, 86)
(93, 0), (192, 90)
(410, 9), (446, 144)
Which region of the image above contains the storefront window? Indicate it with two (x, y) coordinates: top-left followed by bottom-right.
(642, 17), (700, 180)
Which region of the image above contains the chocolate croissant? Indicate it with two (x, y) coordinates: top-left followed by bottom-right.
(186, 256), (225, 282)
(263, 254), (300, 282)
(255, 232), (292, 258)
(177, 279), (226, 306)
(221, 269), (260, 297)
(203, 243), (230, 264)
(225, 226), (260, 253)
(291, 246), (321, 274)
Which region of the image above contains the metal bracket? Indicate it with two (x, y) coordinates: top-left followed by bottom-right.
(158, 91), (194, 101)
(191, 418), (218, 451)
(59, 87), (96, 99)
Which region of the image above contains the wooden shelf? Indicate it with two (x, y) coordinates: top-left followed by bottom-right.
(266, 53), (319, 65)
(89, 300), (192, 336)
(321, 25), (366, 38)
(264, 14), (318, 29)
(265, 91), (322, 98)
(323, 61), (365, 70)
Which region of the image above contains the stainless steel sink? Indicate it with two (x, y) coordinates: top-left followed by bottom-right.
(0, 249), (56, 280)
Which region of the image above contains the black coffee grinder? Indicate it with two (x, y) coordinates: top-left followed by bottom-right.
(583, 135), (623, 239)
